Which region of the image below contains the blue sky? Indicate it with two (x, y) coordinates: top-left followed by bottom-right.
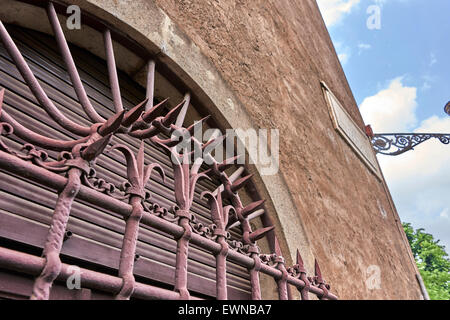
(317, 0), (450, 252)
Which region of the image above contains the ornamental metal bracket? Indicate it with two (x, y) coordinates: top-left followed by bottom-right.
(365, 125), (450, 156)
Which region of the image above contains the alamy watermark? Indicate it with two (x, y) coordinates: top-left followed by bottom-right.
(66, 265), (81, 290)
(367, 3), (382, 30)
(66, 5), (81, 30)
(170, 125), (280, 176)
(365, 265), (381, 290)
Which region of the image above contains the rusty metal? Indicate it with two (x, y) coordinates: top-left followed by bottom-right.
(110, 142), (165, 300)
(0, 247), (203, 300)
(0, 1), (340, 301)
(153, 126), (226, 300)
(104, 29), (123, 114)
(311, 260), (330, 300)
(0, 21), (91, 137)
(273, 238), (289, 300)
(0, 148), (338, 300)
(146, 60), (156, 111)
(201, 190), (233, 300)
(287, 249), (311, 300)
(46, 2), (105, 124)
(205, 153), (268, 300)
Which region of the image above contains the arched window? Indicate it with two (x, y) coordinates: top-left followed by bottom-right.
(0, 1), (336, 300)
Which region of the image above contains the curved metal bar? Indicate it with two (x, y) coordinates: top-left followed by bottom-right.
(372, 133), (450, 156)
(0, 109), (88, 151)
(103, 29), (123, 113)
(0, 21), (91, 136)
(46, 2), (105, 124)
(146, 60), (155, 111)
(175, 93), (191, 127)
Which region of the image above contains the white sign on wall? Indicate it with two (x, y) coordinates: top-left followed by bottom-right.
(321, 82), (382, 180)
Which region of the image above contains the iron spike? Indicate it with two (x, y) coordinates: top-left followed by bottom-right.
(217, 155), (242, 172)
(231, 174), (253, 193)
(315, 259), (323, 283)
(82, 134), (112, 161)
(274, 236), (282, 257)
(227, 209), (264, 230)
(241, 199), (266, 218)
(162, 100), (185, 126)
(249, 226), (275, 243)
(98, 110), (125, 136)
(122, 99), (148, 127)
(142, 98), (169, 123)
(187, 115), (211, 135)
(296, 249), (305, 268)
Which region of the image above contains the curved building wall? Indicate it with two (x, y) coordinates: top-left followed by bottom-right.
(0, 0), (424, 299)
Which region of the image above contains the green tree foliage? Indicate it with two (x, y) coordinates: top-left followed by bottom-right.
(403, 223), (450, 300)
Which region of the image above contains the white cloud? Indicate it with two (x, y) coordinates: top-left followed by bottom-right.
(338, 52), (350, 65)
(358, 43), (372, 55)
(360, 78), (450, 252)
(360, 77), (418, 132)
(429, 53), (437, 67)
(377, 116), (450, 251)
(421, 74), (437, 92)
(358, 43), (372, 50)
(334, 42), (352, 65)
(317, 0), (360, 27)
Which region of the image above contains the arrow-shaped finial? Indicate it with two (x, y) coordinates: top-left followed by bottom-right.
(241, 199), (266, 218)
(315, 259), (323, 283)
(249, 225), (274, 243)
(82, 134), (112, 161)
(231, 174), (253, 193)
(274, 236), (282, 257)
(296, 249), (305, 268)
(142, 98), (168, 123)
(98, 110), (125, 136)
(122, 99), (148, 127)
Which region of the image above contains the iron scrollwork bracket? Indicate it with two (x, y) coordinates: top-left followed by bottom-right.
(371, 133), (450, 156)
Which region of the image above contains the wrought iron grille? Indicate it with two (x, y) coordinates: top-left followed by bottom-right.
(371, 133), (450, 156)
(0, 1), (337, 300)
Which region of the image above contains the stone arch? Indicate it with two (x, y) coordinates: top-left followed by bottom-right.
(0, 0), (315, 280)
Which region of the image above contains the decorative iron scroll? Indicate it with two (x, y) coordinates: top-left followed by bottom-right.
(0, 1), (338, 300)
(371, 133), (450, 156)
(445, 101), (450, 116)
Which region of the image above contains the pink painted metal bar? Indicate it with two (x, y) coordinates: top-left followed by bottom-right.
(274, 238), (289, 300)
(0, 246), (202, 300)
(0, 150), (338, 300)
(111, 142), (165, 300)
(0, 109), (89, 151)
(46, 2), (105, 124)
(0, 21), (91, 136)
(146, 60), (155, 111)
(30, 167), (82, 300)
(103, 29), (123, 114)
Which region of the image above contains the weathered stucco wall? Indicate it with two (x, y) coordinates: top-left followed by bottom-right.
(149, 0), (423, 300)
(3, 0), (424, 299)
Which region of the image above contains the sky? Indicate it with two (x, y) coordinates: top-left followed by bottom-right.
(317, 0), (450, 252)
